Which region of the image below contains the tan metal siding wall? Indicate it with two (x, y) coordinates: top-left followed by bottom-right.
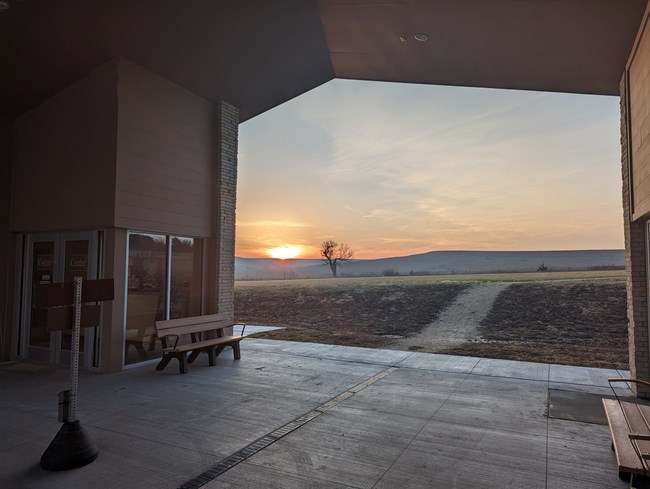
(630, 13), (650, 219)
(13, 60), (118, 232)
(115, 59), (213, 237)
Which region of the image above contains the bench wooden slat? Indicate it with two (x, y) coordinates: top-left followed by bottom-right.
(157, 320), (233, 338)
(637, 402), (650, 433)
(163, 335), (244, 353)
(156, 313), (232, 337)
(624, 402), (650, 464)
(603, 398), (650, 475)
(155, 313), (228, 329)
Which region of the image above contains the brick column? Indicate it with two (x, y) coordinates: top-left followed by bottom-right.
(211, 101), (239, 321)
(621, 73), (650, 398)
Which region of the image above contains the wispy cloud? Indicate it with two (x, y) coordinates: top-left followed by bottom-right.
(237, 220), (312, 228)
(237, 80), (623, 258)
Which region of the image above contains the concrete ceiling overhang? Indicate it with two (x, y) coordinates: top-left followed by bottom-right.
(320, 0), (648, 96)
(0, 0), (647, 123)
(0, 0), (334, 122)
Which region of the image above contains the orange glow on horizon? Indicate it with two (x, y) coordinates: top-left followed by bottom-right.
(267, 246), (302, 260)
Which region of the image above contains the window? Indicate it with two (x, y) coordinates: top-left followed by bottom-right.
(124, 233), (203, 365)
(170, 237), (203, 319)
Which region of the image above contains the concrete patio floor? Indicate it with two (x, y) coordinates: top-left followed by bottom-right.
(0, 339), (635, 488)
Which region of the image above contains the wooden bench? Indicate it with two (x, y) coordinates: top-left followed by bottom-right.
(603, 378), (650, 485)
(154, 313), (245, 374)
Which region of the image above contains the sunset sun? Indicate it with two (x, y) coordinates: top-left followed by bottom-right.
(268, 246), (301, 260)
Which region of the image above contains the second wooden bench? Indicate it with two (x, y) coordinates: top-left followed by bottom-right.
(154, 313), (245, 374)
(603, 378), (650, 486)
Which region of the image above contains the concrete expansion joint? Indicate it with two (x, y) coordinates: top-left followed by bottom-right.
(374, 364), (474, 486)
(178, 367), (398, 489)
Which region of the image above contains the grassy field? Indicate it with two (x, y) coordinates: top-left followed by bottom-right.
(443, 281), (628, 368)
(236, 279), (469, 347)
(235, 270), (628, 368)
(236, 269), (625, 289)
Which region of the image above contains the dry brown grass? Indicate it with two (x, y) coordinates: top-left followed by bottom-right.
(235, 271), (628, 368)
(236, 281), (469, 347)
(442, 281), (628, 369)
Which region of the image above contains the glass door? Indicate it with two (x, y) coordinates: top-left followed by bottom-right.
(21, 231), (99, 367)
(25, 237), (59, 362)
(58, 233), (98, 366)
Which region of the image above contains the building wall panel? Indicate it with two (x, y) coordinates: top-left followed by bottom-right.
(13, 61), (118, 232)
(115, 59), (214, 238)
(630, 13), (650, 219)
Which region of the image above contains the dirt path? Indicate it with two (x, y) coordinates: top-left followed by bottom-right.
(399, 282), (511, 352)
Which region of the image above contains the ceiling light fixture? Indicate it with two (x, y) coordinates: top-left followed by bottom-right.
(414, 33), (429, 42)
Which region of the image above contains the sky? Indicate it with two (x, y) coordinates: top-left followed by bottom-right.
(236, 80), (623, 260)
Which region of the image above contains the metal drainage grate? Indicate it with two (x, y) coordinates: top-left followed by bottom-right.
(178, 367), (397, 489)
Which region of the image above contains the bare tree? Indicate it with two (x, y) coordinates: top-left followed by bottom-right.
(320, 240), (354, 277)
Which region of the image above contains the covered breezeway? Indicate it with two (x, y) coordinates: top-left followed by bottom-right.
(1, 0), (650, 388)
(1, 1), (650, 486)
(0, 340), (633, 488)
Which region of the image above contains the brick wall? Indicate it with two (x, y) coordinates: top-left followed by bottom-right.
(621, 73), (650, 398)
(212, 101), (239, 322)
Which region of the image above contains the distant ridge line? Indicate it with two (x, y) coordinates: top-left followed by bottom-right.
(235, 249), (625, 281)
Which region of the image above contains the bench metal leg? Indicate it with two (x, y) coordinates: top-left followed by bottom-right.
(214, 345), (226, 358)
(187, 349), (201, 364)
(232, 342), (241, 360)
(187, 347), (218, 366)
(178, 352), (188, 374)
(157, 352), (188, 374)
(156, 353), (173, 371)
(631, 473), (650, 488)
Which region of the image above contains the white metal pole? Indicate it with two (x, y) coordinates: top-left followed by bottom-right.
(69, 276), (82, 423)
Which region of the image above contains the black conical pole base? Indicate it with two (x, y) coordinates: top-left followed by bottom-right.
(40, 420), (98, 471)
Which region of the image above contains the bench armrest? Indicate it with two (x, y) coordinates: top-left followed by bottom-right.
(608, 378), (650, 389)
(629, 433), (650, 441)
(159, 333), (179, 348)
